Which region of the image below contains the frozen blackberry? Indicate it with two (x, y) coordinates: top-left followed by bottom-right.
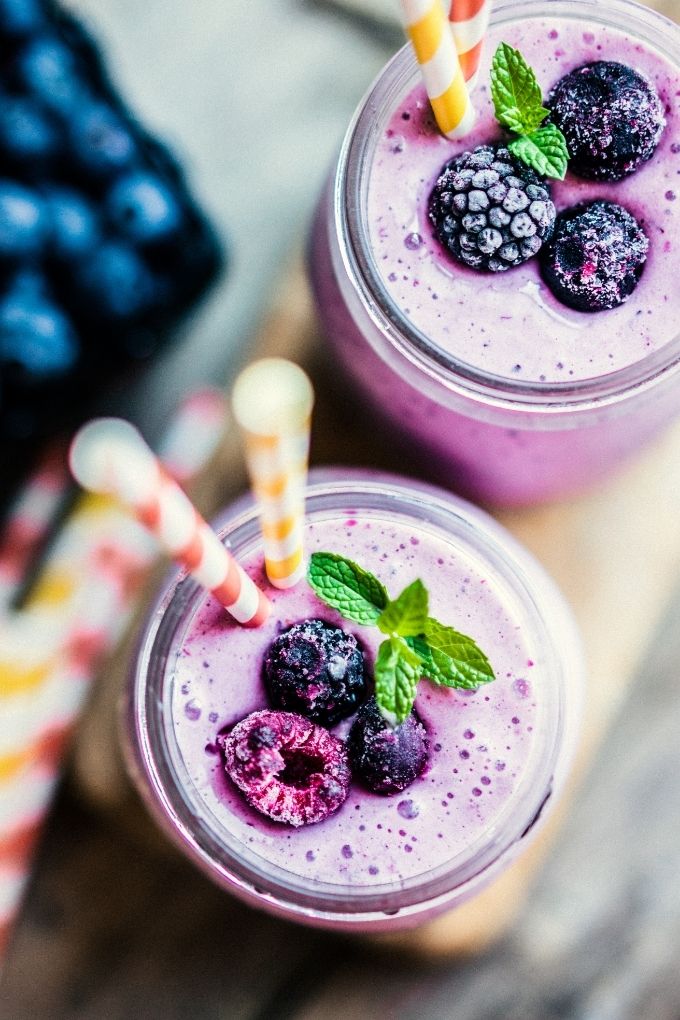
(348, 698), (429, 796)
(264, 619), (366, 727)
(428, 145), (556, 272)
(219, 710), (351, 827)
(547, 61), (665, 182)
(540, 200), (648, 312)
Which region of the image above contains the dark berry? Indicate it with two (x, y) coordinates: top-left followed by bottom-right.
(106, 171), (182, 245)
(73, 240), (157, 319)
(0, 97), (59, 166)
(68, 102), (137, 176)
(0, 181), (47, 259)
(0, 280), (79, 378)
(540, 200), (648, 312)
(219, 710), (351, 827)
(45, 187), (99, 260)
(348, 698), (429, 796)
(429, 145), (555, 272)
(547, 61), (665, 182)
(18, 35), (84, 115)
(0, 0), (45, 36)
(263, 619), (366, 727)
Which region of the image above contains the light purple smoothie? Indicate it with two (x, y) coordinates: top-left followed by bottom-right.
(308, 0), (680, 505)
(172, 515), (539, 886)
(368, 18), (680, 384)
(128, 475), (583, 929)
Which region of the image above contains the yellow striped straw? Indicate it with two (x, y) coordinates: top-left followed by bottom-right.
(232, 359), (314, 590)
(400, 0), (476, 139)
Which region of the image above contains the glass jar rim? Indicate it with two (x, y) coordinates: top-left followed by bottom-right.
(336, 0), (680, 415)
(130, 473), (582, 925)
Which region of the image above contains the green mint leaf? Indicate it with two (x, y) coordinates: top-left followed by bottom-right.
(491, 43), (548, 136)
(422, 618), (495, 689)
(374, 635), (421, 725)
(307, 552), (388, 625)
(377, 579), (429, 638)
(509, 124), (569, 180)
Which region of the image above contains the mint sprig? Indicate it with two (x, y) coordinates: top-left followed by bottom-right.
(307, 553), (495, 725)
(490, 42), (569, 180)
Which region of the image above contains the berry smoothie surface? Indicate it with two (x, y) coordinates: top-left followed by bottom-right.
(368, 16), (680, 384)
(170, 513), (543, 889)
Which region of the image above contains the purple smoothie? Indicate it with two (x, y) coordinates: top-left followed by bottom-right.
(308, 0), (680, 504)
(369, 19), (680, 384)
(172, 515), (540, 886)
(123, 471), (585, 935)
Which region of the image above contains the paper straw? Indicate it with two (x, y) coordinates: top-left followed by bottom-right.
(232, 359), (313, 589)
(69, 418), (271, 627)
(448, 0), (490, 89)
(0, 391), (231, 958)
(400, 0), (475, 139)
(157, 387), (226, 484)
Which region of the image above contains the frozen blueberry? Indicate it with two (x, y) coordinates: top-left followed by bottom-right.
(540, 200), (648, 312)
(0, 181), (47, 258)
(348, 698), (429, 796)
(219, 710), (351, 827)
(68, 102), (137, 177)
(18, 35), (84, 114)
(106, 171), (182, 245)
(0, 283), (79, 378)
(429, 145), (555, 272)
(73, 240), (157, 319)
(264, 619), (366, 727)
(547, 61), (665, 181)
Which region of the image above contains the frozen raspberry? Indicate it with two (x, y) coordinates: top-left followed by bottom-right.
(540, 200), (648, 312)
(547, 61), (665, 181)
(263, 619), (366, 727)
(348, 698), (429, 796)
(219, 710), (351, 827)
(428, 145), (555, 272)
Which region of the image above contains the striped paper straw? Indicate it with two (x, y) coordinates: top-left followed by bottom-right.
(449, 0), (490, 89)
(232, 359), (313, 590)
(0, 390), (228, 959)
(400, 0), (475, 139)
(69, 419), (271, 627)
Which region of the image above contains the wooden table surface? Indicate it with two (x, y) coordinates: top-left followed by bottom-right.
(2, 1), (680, 1016)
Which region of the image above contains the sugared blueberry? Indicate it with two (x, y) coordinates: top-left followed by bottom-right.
(547, 61), (665, 181)
(68, 102), (137, 176)
(73, 240), (156, 319)
(0, 181), (47, 258)
(348, 698), (429, 796)
(429, 145), (556, 272)
(44, 187), (99, 260)
(264, 619), (366, 727)
(106, 171), (182, 244)
(540, 200), (648, 312)
(0, 281), (79, 378)
(219, 710), (351, 827)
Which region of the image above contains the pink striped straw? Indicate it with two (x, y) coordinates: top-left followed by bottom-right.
(449, 0), (490, 89)
(69, 419), (271, 627)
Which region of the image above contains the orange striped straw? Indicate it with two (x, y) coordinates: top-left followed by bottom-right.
(232, 359), (313, 590)
(449, 0), (490, 89)
(400, 0), (475, 140)
(69, 419), (271, 627)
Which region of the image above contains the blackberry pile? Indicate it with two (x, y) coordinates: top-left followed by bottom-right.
(428, 145), (556, 272)
(0, 0), (223, 494)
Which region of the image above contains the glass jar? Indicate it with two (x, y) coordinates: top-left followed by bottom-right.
(124, 472), (583, 931)
(308, 0), (680, 505)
